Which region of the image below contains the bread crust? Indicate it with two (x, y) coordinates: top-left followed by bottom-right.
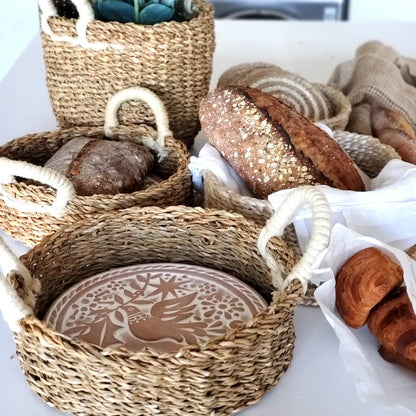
(45, 138), (154, 196)
(199, 86), (365, 198)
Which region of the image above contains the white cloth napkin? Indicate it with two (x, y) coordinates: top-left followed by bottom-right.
(269, 159), (416, 251)
(313, 224), (416, 416)
(189, 143), (253, 196)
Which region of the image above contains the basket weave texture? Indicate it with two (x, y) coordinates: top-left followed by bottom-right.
(40, 0), (215, 147)
(0, 124), (192, 247)
(203, 130), (400, 226)
(11, 205), (305, 416)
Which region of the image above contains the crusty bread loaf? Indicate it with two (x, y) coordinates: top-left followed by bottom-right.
(335, 247), (403, 328)
(368, 288), (416, 371)
(370, 104), (416, 164)
(199, 86), (365, 199)
(45, 137), (154, 196)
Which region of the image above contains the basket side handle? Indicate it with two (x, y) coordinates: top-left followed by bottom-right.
(0, 157), (75, 216)
(257, 186), (331, 293)
(38, 0), (108, 50)
(104, 87), (172, 161)
(184, 0), (193, 14)
(0, 236), (40, 333)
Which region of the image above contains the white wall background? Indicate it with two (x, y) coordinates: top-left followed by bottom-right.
(349, 0), (416, 21)
(0, 0), (416, 82)
(0, 0), (39, 80)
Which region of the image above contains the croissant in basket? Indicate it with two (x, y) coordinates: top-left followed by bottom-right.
(335, 247), (403, 328)
(368, 287), (416, 372)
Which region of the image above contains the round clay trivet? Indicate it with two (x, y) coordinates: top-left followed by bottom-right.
(44, 263), (268, 353)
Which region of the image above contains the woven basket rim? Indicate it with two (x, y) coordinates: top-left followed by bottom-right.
(46, 0), (214, 37)
(0, 125), (190, 208)
(16, 205), (302, 358)
(314, 82), (351, 128)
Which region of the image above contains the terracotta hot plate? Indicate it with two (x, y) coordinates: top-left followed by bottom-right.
(45, 263), (268, 353)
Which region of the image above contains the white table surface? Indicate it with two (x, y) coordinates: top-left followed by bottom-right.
(1, 19), (416, 416)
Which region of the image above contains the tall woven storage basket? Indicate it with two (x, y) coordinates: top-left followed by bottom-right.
(0, 186), (331, 416)
(39, 0), (215, 147)
(203, 131), (401, 226)
(0, 87), (192, 247)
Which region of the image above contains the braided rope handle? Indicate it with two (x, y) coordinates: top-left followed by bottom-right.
(38, 0), (111, 50)
(0, 158), (75, 216)
(39, 0), (194, 49)
(0, 236), (41, 333)
(104, 86), (172, 161)
(257, 186), (331, 293)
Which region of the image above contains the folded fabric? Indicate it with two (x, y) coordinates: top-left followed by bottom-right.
(329, 40), (416, 134)
(188, 143), (253, 196)
(269, 159), (416, 251)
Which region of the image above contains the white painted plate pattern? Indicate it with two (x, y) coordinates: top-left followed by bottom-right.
(45, 263), (268, 353)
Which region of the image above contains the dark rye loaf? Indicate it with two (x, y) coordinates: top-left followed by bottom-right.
(199, 86), (365, 199)
(45, 138), (154, 196)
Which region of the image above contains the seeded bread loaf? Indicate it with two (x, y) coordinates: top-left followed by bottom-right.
(45, 137), (154, 196)
(199, 86), (365, 198)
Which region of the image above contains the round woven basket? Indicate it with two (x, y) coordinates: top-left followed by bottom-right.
(0, 187), (331, 416)
(203, 130), (400, 226)
(0, 87), (192, 247)
(217, 62), (351, 131)
(39, 0), (215, 147)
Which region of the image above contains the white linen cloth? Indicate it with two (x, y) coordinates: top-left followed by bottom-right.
(313, 224), (416, 416)
(189, 143), (252, 196)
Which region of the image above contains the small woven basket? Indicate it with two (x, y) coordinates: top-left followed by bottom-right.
(0, 186), (331, 416)
(39, 0), (215, 147)
(0, 87), (192, 247)
(203, 130), (401, 226)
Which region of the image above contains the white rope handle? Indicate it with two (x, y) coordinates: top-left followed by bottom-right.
(184, 0), (193, 14)
(104, 87), (172, 160)
(0, 158), (75, 217)
(38, 0), (114, 50)
(257, 186), (331, 293)
(0, 236), (40, 333)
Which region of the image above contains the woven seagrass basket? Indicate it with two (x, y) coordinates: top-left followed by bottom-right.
(0, 186), (331, 416)
(0, 87), (192, 247)
(217, 62), (352, 131)
(316, 83), (351, 130)
(203, 130), (400, 226)
(39, 0), (215, 147)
